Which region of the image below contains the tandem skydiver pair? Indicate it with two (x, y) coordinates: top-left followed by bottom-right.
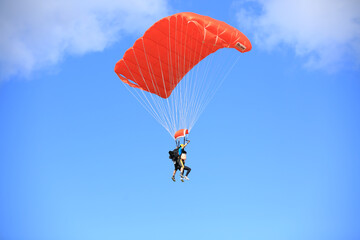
(169, 139), (191, 182)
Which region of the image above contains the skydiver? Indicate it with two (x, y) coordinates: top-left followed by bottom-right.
(171, 157), (182, 182)
(180, 149), (191, 181)
(177, 140), (191, 181)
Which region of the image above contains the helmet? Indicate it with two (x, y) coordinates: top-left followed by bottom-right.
(180, 144), (185, 147)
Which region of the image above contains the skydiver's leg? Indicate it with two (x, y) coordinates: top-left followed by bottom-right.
(182, 166), (191, 180)
(184, 166), (191, 176)
(172, 169), (177, 182)
(179, 160), (184, 177)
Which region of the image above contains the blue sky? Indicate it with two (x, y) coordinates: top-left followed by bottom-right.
(1, 1), (360, 240)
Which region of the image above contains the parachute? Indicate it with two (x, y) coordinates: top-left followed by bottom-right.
(115, 12), (251, 139)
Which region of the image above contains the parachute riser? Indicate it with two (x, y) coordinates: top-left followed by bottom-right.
(175, 136), (188, 147)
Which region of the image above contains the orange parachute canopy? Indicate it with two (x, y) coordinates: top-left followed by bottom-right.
(115, 12), (252, 99)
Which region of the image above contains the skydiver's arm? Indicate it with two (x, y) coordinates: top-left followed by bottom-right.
(183, 140), (190, 148)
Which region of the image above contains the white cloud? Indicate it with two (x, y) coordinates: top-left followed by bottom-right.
(0, 0), (169, 80)
(236, 0), (360, 71)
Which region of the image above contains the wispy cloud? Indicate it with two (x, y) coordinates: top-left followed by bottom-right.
(0, 0), (169, 80)
(236, 0), (360, 72)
